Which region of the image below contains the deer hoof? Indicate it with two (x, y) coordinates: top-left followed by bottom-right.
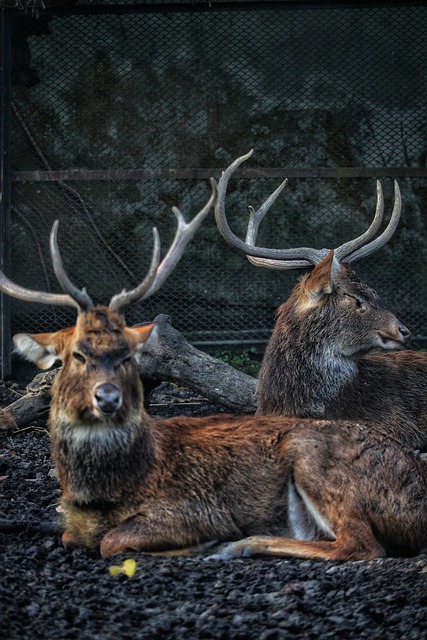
(205, 540), (248, 561)
(62, 530), (79, 550)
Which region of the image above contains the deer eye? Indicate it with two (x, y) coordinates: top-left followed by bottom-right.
(73, 351), (86, 364)
(345, 293), (366, 312)
(113, 355), (133, 372)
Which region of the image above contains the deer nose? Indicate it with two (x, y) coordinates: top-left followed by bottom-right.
(94, 383), (122, 415)
(398, 323), (411, 343)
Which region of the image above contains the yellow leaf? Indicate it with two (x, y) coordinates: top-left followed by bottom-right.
(109, 558), (137, 578)
(122, 559), (137, 577)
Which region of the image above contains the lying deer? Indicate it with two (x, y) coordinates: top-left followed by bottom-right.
(215, 151), (427, 450)
(2, 190), (427, 561)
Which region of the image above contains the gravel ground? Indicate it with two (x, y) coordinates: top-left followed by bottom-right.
(1, 380), (426, 640)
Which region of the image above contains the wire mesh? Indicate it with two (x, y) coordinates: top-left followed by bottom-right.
(4, 2), (427, 379)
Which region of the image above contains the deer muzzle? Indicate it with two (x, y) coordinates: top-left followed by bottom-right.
(93, 382), (122, 416)
(378, 320), (411, 349)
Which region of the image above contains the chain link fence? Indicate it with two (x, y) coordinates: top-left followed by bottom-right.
(1, 1), (427, 378)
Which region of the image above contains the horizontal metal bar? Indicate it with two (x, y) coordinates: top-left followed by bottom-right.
(191, 331), (427, 348)
(8, 1), (425, 18)
(11, 167), (427, 182)
(191, 335), (427, 348)
(192, 338), (268, 347)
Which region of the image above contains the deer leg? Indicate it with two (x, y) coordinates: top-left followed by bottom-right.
(207, 534), (385, 562)
(99, 514), (224, 558)
(101, 525), (155, 557)
(100, 528), (214, 558)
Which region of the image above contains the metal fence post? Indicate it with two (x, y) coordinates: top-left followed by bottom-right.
(0, 9), (11, 380)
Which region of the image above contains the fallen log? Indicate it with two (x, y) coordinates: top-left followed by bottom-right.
(0, 314), (257, 430)
(0, 369), (56, 431)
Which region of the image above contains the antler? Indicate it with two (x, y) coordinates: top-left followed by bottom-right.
(1, 181), (216, 315)
(341, 180), (401, 264)
(214, 150), (401, 270)
(0, 222), (90, 312)
(109, 179), (217, 312)
(0, 269), (80, 310)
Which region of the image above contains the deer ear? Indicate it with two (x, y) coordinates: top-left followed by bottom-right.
(301, 251), (341, 306)
(125, 323), (157, 353)
(13, 331), (66, 369)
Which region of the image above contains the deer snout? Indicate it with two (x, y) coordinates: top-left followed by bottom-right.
(397, 322), (411, 343)
(93, 383), (122, 416)
(378, 319), (411, 350)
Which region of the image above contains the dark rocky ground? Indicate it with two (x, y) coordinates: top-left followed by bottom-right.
(1, 380), (426, 640)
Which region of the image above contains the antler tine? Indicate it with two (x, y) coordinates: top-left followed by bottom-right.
(109, 228), (161, 313)
(244, 183), (325, 270)
(215, 151), (328, 266)
(50, 220), (94, 313)
(334, 180), (384, 262)
(345, 180), (401, 264)
(214, 149), (254, 253)
(138, 178), (217, 300)
(245, 179), (289, 245)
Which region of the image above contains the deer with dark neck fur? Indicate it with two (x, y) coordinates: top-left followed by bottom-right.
(2, 183), (427, 562)
(215, 151), (427, 450)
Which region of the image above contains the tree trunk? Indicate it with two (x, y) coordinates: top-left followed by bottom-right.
(0, 314), (257, 430)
